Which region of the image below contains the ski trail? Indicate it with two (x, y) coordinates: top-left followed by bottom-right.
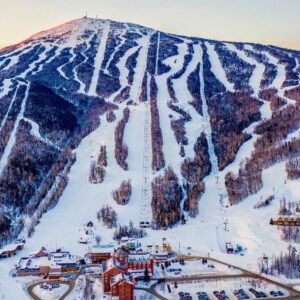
(0, 46), (42, 98)
(0, 84), (30, 176)
(18, 45), (47, 79)
(0, 46), (50, 126)
(172, 42), (204, 159)
(295, 57), (300, 80)
(1, 46), (34, 72)
(108, 46), (140, 102)
(122, 31), (152, 223)
(22, 158), (72, 238)
(29, 44), (51, 75)
(57, 48), (75, 80)
(163, 41), (188, 75)
(215, 45), (294, 203)
(74, 35), (96, 93)
(31, 46), (59, 76)
(263, 51), (286, 89)
(123, 103), (152, 225)
(103, 26), (128, 75)
(74, 57), (87, 92)
(23, 117), (62, 151)
(224, 43), (258, 92)
(208, 44), (269, 181)
(199, 44), (218, 176)
(0, 58), (10, 70)
(88, 20), (110, 96)
(225, 43), (272, 120)
(129, 33), (151, 103)
(154, 41), (189, 180)
(0, 86), (18, 131)
(213, 47), (284, 183)
(140, 101), (152, 224)
(0, 79), (13, 99)
(205, 42), (234, 92)
(263, 49), (295, 106)
(155, 31), (160, 76)
(291, 54), (300, 84)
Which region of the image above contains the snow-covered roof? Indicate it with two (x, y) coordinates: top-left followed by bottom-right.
(17, 250), (77, 270)
(18, 256), (51, 270)
(103, 258), (123, 272)
(0, 243), (23, 254)
(128, 252), (152, 262)
(114, 248), (128, 257)
(50, 252), (77, 265)
(111, 273), (134, 285)
(30, 247), (47, 257)
(48, 270), (62, 275)
(120, 236), (129, 242)
(91, 243), (116, 254)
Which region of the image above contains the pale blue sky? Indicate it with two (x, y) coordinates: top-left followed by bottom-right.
(0, 0), (299, 50)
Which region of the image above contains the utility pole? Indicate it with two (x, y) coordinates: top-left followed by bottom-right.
(224, 219), (228, 232)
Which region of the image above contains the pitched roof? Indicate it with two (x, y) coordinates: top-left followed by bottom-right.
(102, 258), (123, 272)
(128, 252), (152, 262)
(0, 242), (24, 255)
(111, 273), (134, 286)
(30, 247), (48, 257)
(114, 248), (128, 257)
(91, 243), (116, 254)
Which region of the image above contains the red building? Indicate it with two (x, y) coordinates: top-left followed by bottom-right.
(102, 258), (124, 292)
(90, 244), (115, 263)
(0, 242), (24, 258)
(111, 273), (134, 300)
(112, 248), (129, 267)
(102, 249), (154, 298)
(128, 253), (154, 277)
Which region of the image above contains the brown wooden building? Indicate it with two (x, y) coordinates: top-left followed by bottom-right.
(111, 273), (134, 300)
(0, 242), (24, 258)
(102, 258), (124, 292)
(89, 244), (116, 263)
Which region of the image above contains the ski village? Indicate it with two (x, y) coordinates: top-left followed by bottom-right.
(0, 220), (297, 300)
(0, 14), (299, 300)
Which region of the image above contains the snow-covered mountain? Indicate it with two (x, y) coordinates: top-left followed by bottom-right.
(0, 17), (300, 271)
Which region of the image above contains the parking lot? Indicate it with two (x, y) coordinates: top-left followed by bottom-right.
(156, 278), (287, 300)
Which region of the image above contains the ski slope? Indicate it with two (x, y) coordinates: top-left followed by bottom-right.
(0, 17), (299, 299)
(0, 84), (29, 176)
(88, 20), (110, 96)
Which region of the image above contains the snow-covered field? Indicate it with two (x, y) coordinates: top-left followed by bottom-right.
(66, 275), (86, 300)
(135, 289), (158, 300)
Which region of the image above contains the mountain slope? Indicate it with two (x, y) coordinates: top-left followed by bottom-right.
(0, 18), (300, 297)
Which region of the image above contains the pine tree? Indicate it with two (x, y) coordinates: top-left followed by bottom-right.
(144, 265), (150, 282)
